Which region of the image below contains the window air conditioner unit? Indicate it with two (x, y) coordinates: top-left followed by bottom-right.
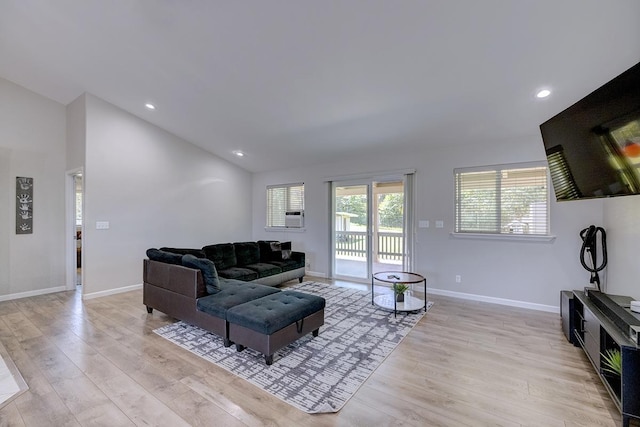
(285, 210), (304, 228)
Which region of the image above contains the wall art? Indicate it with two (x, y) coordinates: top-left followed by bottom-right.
(16, 177), (33, 234)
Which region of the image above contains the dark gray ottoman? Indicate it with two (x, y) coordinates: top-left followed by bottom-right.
(197, 282), (280, 346)
(227, 290), (325, 365)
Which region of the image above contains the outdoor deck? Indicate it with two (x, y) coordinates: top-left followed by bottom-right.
(335, 256), (402, 280)
(334, 230), (404, 279)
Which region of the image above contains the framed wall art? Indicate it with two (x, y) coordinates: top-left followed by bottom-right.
(16, 177), (33, 234)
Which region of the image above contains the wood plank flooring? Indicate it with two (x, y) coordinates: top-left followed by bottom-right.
(0, 279), (634, 426)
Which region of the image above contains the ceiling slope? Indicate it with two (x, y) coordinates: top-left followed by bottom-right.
(1, 1), (639, 172)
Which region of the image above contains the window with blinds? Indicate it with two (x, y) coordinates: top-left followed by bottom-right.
(454, 163), (550, 236)
(266, 183), (304, 227)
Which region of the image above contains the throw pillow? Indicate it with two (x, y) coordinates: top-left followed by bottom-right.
(146, 248), (182, 265)
(182, 254), (221, 294)
(267, 241), (292, 260)
(281, 241), (292, 260)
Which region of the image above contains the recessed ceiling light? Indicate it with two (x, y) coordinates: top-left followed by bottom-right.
(145, 103), (156, 110)
(232, 150), (245, 157)
(536, 89), (551, 99)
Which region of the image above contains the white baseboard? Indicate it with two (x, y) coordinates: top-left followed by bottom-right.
(0, 286), (67, 302)
(428, 287), (559, 313)
(82, 283), (143, 300)
(305, 270), (326, 278)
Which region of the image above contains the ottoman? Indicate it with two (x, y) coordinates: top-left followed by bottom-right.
(226, 290), (325, 365)
(197, 282), (280, 347)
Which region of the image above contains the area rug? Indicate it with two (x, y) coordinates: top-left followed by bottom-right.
(153, 281), (432, 413)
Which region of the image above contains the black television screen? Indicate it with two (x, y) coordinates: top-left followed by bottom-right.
(540, 62), (640, 201)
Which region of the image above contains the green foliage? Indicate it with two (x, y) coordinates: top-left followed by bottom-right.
(458, 185), (546, 233)
(500, 187), (546, 225)
(336, 193), (405, 229)
(601, 348), (622, 377)
(393, 283), (410, 294)
(378, 193), (404, 228)
(336, 194), (367, 226)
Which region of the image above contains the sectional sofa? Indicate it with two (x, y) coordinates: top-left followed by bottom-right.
(161, 240), (305, 286)
(143, 242), (324, 364)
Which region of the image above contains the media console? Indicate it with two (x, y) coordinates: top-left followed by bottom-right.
(570, 290), (640, 427)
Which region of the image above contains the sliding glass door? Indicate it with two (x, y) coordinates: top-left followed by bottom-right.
(333, 183), (370, 279)
(332, 175), (412, 281)
(372, 180), (405, 274)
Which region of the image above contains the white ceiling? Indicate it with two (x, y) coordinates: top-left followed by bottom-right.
(1, 1), (639, 173)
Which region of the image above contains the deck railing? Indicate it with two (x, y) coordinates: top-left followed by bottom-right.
(335, 231), (403, 261)
(335, 231), (367, 257)
(378, 232), (403, 261)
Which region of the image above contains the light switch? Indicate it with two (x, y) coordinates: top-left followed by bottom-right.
(435, 220), (444, 228)
(96, 221), (110, 230)
(419, 220), (429, 228)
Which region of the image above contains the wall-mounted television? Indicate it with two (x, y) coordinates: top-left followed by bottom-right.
(540, 61), (640, 201)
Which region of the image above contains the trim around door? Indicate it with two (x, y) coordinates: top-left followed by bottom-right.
(330, 172), (415, 282)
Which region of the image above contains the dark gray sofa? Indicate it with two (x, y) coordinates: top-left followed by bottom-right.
(162, 241), (305, 286)
(143, 242), (323, 364)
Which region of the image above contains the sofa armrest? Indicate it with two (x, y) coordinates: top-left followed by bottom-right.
(143, 259), (207, 299)
(290, 251), (305, 265)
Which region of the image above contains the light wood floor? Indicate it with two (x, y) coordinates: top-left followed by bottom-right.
(0, 278), (633, 426)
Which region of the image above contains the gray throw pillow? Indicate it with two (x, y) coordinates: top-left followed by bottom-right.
(269, 242), (281, 251)
(182, 254), (221, 294)
(281, 241), (292, 260)
(269, 241), (292, 260)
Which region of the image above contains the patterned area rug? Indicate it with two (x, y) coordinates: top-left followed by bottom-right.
(153, 281), (432, 413)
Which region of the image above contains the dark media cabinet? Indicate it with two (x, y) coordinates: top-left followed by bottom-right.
(567, 290), (640, 427)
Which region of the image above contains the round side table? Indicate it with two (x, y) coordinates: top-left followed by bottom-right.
(372, 271), (426, 317)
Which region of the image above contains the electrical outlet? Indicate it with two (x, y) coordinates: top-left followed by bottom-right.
(435, 220), (444, 228)
(455, 275), (461, 283)
(96, 221), (110, 230)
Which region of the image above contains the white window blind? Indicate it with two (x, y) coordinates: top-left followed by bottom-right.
(454, 163), (549, 235)
(267, 183), (304, 227)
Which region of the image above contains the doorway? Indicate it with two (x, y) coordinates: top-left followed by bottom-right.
(66, 168), (83, 290)
(333, 182), (370, 279)
(74, 174), (83, 286)
(331, 174), (413, 282)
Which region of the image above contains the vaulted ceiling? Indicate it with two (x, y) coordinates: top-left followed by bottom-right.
(1, 1), (639, 172)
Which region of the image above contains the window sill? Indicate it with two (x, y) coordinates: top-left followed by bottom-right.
(450, 232), (556, 243)
(264, 227), (306, 233)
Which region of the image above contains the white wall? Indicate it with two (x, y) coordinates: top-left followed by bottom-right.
(0, 148), (10, 294)
(82, 95), (252, 297)
(603, 196), (640, 298)
(66, 94), (86, 171)
(252, 136), (605, 309)
(0, 77), (67, 298)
